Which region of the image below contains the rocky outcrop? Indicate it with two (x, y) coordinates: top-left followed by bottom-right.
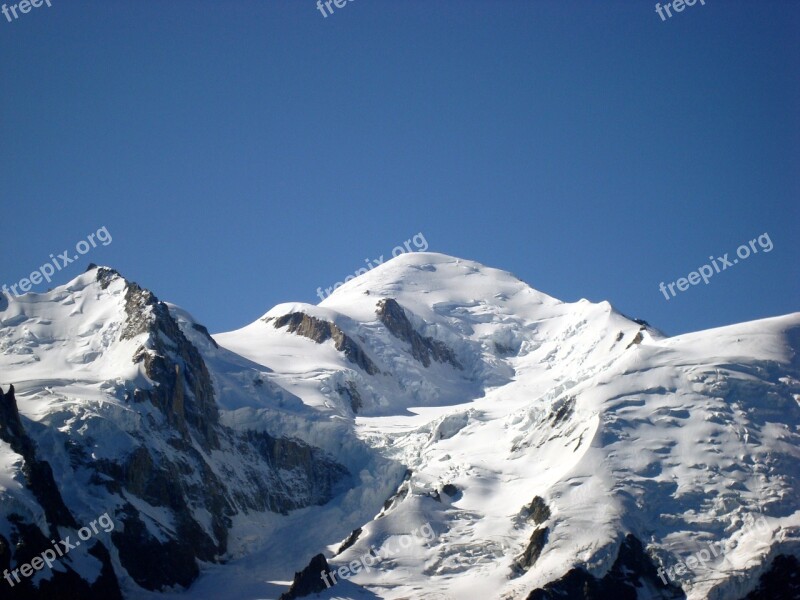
(526, 496), (551, 525)
(83, 426), (349, 591)
(191, 322), (219, 348)
(272, 312), (380, 375)
(0, 386), (122, 600)
(549, 396), (575, 426)
(526, 535), (686, 599)
(442, 483), (460, 498)
(740, 554), (800, 599)
(337, 380), (363, 413)
(114, 273), (220, 449)
(244, 430), (351, 513)
(0, 384), (25, 446)
(111, 506), (200, 590)
(0, 516), (122, 600)
(376, 298), (462, 369)
(515, 527), (548, 573)
(0, 385), (76, 532)
(380, 469), (413, 515)
(336, 527), (362, 555)
(279, 553), (334, 600)
(626, 328), (645, 349)
(91, 443), (234, 578)
(0, 271), (355, 596)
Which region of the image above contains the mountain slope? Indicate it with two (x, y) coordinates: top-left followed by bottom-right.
(1, 253), (798, 600)
(0, 267), (360, 599)
(213, 253), (799, 600)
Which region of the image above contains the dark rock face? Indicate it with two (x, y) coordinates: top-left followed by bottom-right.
(272, 312), (380, 375)
(90, 443), (234, 582)
(0, 384), (25, 446)
(0, 386), (123, 600)
(0, 386), (76, 532)
(0, 271), (355, 597)
(442, 483), (460, 497)
(494, 342), (516, 355)
(376, 298), (462, 369)
(84, 427), (349, 591)
(244, 430), (352, 513)
(279, 553), (334, 600)
(191, 322), (219, 348)
(95, 271), (237, 589)
(0, 517), (122, 600)
(739, 554), (800, 599)
(337, 380), (363, 413)
(336, 527), (362, 555)
(99, 278), (351, 591)
(116, 275), (220, 449)
(515, 527), (548, 573)
(626, 329), (645, 349)
(83, 425), (349, 591)
(380, 469), (413, 515)
(526, 496), (551, 525)
(111, 507), (200, 590)
(526, 534), (686, 600)
(549, 396), (575, 426)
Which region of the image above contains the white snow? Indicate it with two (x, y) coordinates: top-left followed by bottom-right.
(1, 253), (798, 600)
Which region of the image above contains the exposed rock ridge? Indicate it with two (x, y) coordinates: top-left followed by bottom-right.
(272, 312), (380, 375)
(0, 270), (356, 594)
(279, 553), (334, 600)
(0, 385), (77, 531)
(0, 385), (123, 600)
(100, 268), (220, 448)
(243, 430), (352, 513)
(526, 534), (686, 599)
(376, 298), (462, 369)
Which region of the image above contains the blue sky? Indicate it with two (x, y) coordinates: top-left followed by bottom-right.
(1, 0), (797, 335)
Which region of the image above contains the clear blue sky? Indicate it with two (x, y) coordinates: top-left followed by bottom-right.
(1, 1), (797, 335)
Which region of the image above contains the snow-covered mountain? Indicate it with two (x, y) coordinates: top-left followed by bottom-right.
(1, 253), (798, 600)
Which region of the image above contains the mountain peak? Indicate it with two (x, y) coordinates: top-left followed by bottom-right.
(2, 255), (798, 600)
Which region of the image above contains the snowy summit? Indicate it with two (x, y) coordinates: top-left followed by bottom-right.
(0, 253), (798, 600)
